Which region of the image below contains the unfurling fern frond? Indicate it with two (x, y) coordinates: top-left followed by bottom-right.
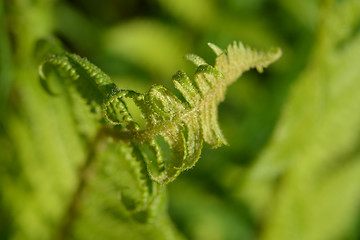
(39, 42), (280, 218)
(39, 41), (281, 184)
(39, 41), (280, 220)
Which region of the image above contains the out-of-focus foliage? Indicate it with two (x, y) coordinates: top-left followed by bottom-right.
(240, 2), (360, 239)
(1, 0), (360, 240)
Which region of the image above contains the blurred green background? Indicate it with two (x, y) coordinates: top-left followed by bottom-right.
(1, 0), (360, 239)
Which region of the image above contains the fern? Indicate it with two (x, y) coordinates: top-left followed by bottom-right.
(40, 41), (280, 181)
(39, 41), (280, 217)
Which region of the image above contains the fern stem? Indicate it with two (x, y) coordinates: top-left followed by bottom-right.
(55, 128), (106, 240)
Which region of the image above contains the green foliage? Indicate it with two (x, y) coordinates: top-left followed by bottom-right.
(240, 1), (360, 239)
(2, 0), (360, 240)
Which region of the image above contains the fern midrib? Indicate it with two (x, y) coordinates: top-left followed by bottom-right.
(116, 75), (228, 143)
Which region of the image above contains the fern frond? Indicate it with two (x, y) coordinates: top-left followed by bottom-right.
(39, 41), (281, 185)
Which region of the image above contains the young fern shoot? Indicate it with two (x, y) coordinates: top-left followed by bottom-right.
(39, 41), (281, 218)
(39, 41), (281, 183)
